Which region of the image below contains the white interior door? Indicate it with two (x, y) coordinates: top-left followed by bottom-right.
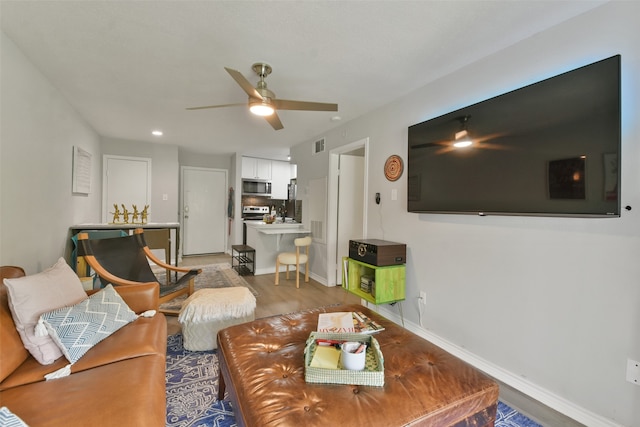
(336, 153), (365, 285)
(102, 155), (151, 223)
(182, 167), (227, 255)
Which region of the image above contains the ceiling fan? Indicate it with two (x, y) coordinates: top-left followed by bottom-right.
(186, 63), (338, 130)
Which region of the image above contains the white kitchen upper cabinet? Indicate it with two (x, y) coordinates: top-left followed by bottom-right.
(270, 160), (290, 200)
(242, 157), (272, 180)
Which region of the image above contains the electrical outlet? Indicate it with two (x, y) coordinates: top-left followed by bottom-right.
(419, 291), (427, 305)
(627, 359), (640, 385)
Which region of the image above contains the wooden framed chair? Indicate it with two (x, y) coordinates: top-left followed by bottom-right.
(77, 228), (201, 315)
(142, 228), (172, 285)
(274, 236), (312, 288)
(71, 229), (128, 280)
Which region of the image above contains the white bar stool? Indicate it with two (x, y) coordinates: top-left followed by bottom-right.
(274, 236), (312, 288)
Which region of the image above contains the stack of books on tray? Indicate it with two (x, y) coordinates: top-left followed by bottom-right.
(316, 311), (385, 334)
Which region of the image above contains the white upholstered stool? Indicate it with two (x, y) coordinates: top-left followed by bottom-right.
(275, 236), (312, 288)
(178, 287), (256, 351)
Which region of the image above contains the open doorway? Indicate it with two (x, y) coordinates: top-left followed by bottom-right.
(327, 138), (369, 286)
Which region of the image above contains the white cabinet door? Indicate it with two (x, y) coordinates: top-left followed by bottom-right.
(241, 157), (257, 179)
(255, 159), (272, 180)
(270, 160), (290, 200)
(242, 157), (272, 180)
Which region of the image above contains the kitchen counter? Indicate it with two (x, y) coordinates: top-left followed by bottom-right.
(245, 221), (311, 275)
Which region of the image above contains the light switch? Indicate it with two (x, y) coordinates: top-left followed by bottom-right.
(162, 194), (168, 201)
(391, 189), (397, 201)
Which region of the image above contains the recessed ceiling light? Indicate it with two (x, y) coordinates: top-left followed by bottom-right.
(152, 130), (163, 136)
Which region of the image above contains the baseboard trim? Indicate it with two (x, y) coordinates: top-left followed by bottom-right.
(310, 272), (330, 287)
(373, 305), (622, 427)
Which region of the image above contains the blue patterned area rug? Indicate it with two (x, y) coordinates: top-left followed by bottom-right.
(166, 333), (542, 427)
(166, 333), (235, 427)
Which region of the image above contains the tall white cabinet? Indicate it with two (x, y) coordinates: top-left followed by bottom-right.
(270, 160), (290, 200)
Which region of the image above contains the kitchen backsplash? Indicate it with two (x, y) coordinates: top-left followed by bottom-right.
(241, 195), (301, 222)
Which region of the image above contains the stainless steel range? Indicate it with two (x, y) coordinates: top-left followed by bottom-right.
(242, 205), (270, 219)
(242, 206), (269, 244)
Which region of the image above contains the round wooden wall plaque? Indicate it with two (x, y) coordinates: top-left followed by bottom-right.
(384, 155), (403, 181)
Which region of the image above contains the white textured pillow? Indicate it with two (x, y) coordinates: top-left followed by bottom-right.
(3, 258), (87, 365)
(38, 284), (138, 364)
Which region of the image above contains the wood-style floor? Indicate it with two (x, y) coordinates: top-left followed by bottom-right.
(166, 255), (581, 427)
(165, 253), (360, 335)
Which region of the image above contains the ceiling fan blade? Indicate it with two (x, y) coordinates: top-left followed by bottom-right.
(225, 67), (262, 99)
(274, 99), (338, 112)
(264, 112), (284, 130)
(186, 103), (245, 110)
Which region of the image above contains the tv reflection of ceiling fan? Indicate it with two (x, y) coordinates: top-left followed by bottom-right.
(411, 115), (508, 155)
(186, 63), (338, 130)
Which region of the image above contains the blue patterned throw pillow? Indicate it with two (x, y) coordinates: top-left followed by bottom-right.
(0, 407), (29, 427)
(37, 284), (138, 364)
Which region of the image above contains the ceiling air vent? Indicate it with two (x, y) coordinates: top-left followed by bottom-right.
(312, 138), (325, 155)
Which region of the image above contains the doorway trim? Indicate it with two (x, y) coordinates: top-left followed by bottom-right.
(326, 137), (369, 287)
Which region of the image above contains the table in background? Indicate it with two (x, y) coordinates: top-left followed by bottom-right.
(244, 222), (311, 275)
(231, 245), (255, 276)
(69, 222), (180, 274)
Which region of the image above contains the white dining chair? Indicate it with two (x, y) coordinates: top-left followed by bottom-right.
(274, 236), (312, 288)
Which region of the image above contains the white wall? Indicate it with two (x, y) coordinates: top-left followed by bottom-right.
(101, 137), (180, 223)
(292, 3), (640, 426)
(0, 31), (102, 272)
(0, 29), (236, 268)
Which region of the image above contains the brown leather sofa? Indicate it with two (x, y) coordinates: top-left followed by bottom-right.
(0, 266), (167, 426)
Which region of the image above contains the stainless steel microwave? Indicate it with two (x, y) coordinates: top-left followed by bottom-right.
(242, 180), (271, 196)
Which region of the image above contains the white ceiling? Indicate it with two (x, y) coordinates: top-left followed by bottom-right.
(1, 0), (606, 161)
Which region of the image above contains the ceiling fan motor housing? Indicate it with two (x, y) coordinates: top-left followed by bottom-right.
(252, 63), (272, 78)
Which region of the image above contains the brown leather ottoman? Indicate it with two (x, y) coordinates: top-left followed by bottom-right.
(217, 304), (499, 427)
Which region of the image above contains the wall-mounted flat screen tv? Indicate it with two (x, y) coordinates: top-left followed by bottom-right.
(407, 55), (621, 218)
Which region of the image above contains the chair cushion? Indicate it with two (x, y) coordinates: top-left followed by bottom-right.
(38, 284), (138, 364)
(277, 252), (308, 265)
(3, 258), (88, 365)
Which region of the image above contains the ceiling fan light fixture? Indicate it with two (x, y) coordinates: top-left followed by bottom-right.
(453, 139), (473, 148)
(249, 99), (274, 116)
(453, 115), (473, 148)
(453, 129), (472, 147)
